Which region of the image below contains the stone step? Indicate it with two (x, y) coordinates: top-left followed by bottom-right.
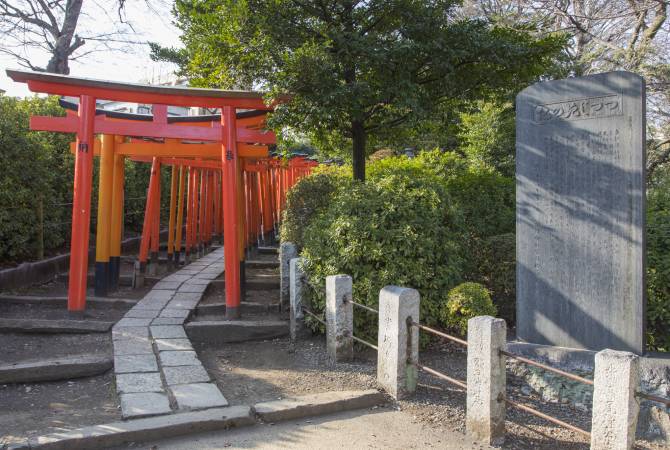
(0, 294), (136, 309)
(195, 301), (276, 316)
(0, 355), (112, 384)
(245, 260), (279, 269)
(185, 320), (288, 344)
(0, 317), (113, 333)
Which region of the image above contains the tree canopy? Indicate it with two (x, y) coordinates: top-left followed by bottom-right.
(153, 0), (565, 180)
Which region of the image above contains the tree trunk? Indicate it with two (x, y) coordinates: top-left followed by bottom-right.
(45, 0), (84, 74)
(351, 120), (366, 182)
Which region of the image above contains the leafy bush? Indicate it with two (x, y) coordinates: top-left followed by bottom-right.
(301, 157), (465, 341)
(441, 282), (497, 335)
(646, 173), (670, 352)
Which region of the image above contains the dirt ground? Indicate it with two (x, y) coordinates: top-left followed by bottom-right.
(0, 332), (112, 364)
(0, 301), (131, 322)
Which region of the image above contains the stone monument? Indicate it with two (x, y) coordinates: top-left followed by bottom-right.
(516, 71), (646, 354)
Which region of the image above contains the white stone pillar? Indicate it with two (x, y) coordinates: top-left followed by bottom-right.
(289, 257), (307, 340)
(279, 241), (297, 311)
(377, 286), (420, 400)
(325, 274), (353, 362)
(591, 349), (640, 450)
(466, 315), (507, 447)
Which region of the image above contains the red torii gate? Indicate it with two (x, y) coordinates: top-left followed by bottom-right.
(7, 69), (284, 319)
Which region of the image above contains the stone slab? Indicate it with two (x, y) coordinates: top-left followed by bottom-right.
(171, 292), (202, 302)
(123, 309), (160, 319)
(170, 383), (228, 410)
(160, 308), (190, 319)
(0, 356), (112, 384)
(25, 406), (253, 450)
(116, 372), (164, 394)
(185, 320), (288, 344)
(154, 338), (193, 352)
(159, 350), (200, 366)
(0, 318), (112, 334)
(112, 326), (150, 340)
(153, 281), (182, 290)
(177, 283), (207, 293)
(114, 354), (158, 374)
(167, 298), (200, 310)
(152, 317), (185, 325)
(516, 71), (646, 353)
(254, 390), (386, 422)
(142, 290), (175, 301)
(113, 337), (154, 355)
(163, 364), (210, 385)
(132, 298), (170, 310)
(120, 392), (172, 419)
(116, 317), (153, 327)
(150, 325), (187, 339)
(161, 274), (191, 283)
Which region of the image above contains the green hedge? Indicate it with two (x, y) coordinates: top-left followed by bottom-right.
(0, 96), (167, 265)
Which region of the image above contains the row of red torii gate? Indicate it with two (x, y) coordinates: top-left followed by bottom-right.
(7, 69), (317, 319)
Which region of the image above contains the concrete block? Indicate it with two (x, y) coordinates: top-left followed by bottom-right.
(163, 364), (210, 385)
(0, 356), (112, 384)
(376, 286), (419, 399)
(120, 392), (172, 419)
(326, 274), (353, 362)
(159, 350), (200, 367)
(27, 406), (253, 450)
(113, 337), (154, 355)
(152, 317), (185, 325)
(116, 317), (153, 327)
(123, 309), (160, 319)
(154, 338), (193, 352)
(170, 383), (228, 410)
(289, 257), (307, 341)
(116, 372), (164, 394)
(591, 349), (640, 450)
(114, 354), (158, 374)
(279, 241), (297, 310)
(150, 325), (187, 339)
(466, 316), (507, 446)
(254, 389), (386, 423)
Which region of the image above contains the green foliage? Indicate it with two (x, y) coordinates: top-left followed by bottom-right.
(473, 233), (516, 325)
(458, 101), (516, 177)
(441, 282), (497, 336)
(300, 157), (465, 340)
(155, 0), (566, 178)
(646, 173), (670, 352)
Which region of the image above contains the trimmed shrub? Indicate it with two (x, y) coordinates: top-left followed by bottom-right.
(473, 233), (516, 325)
(441, 282), (497, 335)
(301, 158), (465, 341)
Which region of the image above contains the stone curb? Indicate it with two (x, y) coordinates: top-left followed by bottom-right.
(5, 406), (253, 450)
(185, 320), (288, 344)
(0, 356), (112, 384)
(253, 389), (387, 423)
(0, 295), (136, 309)
(0, 318), (113, 334)
(4, 390), (386, 450)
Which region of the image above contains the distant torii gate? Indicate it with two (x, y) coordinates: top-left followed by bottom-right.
(6, 69), (306, 319)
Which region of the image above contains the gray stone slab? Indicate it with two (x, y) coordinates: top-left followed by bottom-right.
(152, 317), (185, 325)
(142, 290), (175, 301)
(254, 390), (386, 422)
(153, 281), (182, 290)
(116, 317), (153, 327)
(132, 298), (171, 310)
(170, 383), (228, 410)
(161, 274), (191, 283)
(178, 283), (207, 293)
(120, 392), (171, 419)
(160, 308), (190, 319)
(184, 320), (288, 344)
(123, 309), (160, 319)
(114, 354), (158, 373)
(154, 338), (193, 352)
(171, 292), (201, 301)
(159, 350), (200, 366)
(0, 356), (112, 384)
(113, 337), (154, 355)
(27, 407), (253, 450)
(191, 273), (218, 281)
(182, 278), (210, 285)
(116, 372), (163, 394)
(0, 318), (112, 334)
(162, 364), (210, 385)
(150, 325), (187, 339)
(112, 326), (150, 341)
(516, 71), (646, 353)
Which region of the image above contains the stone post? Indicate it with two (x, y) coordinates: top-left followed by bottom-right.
(132, 260), (145, 289)
(325, 274), (353, 362)
(279, 241), (297, 311)
(289, 257), (307, 340)
(466, 315), (507, 447)
(376, 286), (420, 400)
(591, 349), (640, 450)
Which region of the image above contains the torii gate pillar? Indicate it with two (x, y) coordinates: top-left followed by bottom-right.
(222, 106), (241, 319)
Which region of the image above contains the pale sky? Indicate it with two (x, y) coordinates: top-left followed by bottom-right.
(0, 0), (182, 97)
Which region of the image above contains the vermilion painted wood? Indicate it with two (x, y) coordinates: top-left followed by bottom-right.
(67, 95), (96, 312)
(31, 116), (276, 143)
(151, 160), (161, 254)
(139, 158), (160, 263)
(222, 106), (241, 316)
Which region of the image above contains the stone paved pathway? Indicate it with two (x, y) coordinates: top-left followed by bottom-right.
(112, 248), (228, 419)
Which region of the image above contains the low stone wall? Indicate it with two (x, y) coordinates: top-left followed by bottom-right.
(506, 342), (670, 444)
